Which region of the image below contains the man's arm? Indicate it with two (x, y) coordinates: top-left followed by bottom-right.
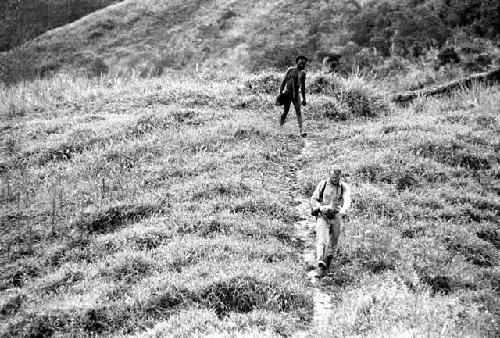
(280, 68), (292, 94)
(310, 180), (325, 212)
(301, 71), (306, 101)
(339, 182), (351, 214)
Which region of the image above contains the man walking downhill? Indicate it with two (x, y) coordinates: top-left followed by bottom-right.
(278, 55), (308, 137)
(310, 165), (351, 278)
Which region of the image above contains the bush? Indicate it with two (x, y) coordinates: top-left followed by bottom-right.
(307, 96), (350, 121)
(337, 85), (386, 118)
(307, 74), (391, 119)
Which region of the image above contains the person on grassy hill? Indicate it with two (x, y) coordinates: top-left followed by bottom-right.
(310, 165), (351, 278)
(277, 55), (308, 137)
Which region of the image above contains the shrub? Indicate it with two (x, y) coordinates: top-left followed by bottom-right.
(307, 96), (350, 121)
(337, 85), (386, 118)
(308, 74), (391, 119)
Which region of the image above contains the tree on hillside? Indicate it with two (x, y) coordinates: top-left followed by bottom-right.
(392, 5), (449, 57)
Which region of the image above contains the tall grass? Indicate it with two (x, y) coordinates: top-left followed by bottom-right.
(1, 69), (499, 336)
(0, 69), (313, 337)
(295, 79), (500, 336)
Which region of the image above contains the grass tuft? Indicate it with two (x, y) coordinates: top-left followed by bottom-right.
(145, 288), (187, 317)
(1, 263), (40, 290)
(78, 202), (165, 234)
(401, 227), (426, 239)
(40, 270), (85, 293)
(6, 312), (71, 338)
(476, 229), (500, 250)
(0, 294), (25, 317)
(197, 276), (310, 318)
(103, 254), (153, 283)
(244, 73), (281, 95)
(413, 139), (491, 170)
(175, 217), (231, 237)
(420, 275), (452, 295)
(444, 235), (497, 267)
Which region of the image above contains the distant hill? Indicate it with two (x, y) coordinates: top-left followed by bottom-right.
(0, 0), (359, 77)
(0, 0), (123, 52)
(1, 0), (498, 83)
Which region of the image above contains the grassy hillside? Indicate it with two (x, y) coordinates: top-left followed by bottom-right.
(0, 71), (312, 336)
(0, 0), (123, 52)
(1, 68), (499, 336)
(0, 0), (363, 83)
(1, 0), (499, 85)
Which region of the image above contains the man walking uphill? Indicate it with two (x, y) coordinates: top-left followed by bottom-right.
(311, 165), (351, 278)
(278, 55), (308, 137)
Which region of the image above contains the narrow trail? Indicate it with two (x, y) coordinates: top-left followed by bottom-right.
(284, 135), (336, 337)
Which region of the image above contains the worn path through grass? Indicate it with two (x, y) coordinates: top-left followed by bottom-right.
(286, 135), (339, 337)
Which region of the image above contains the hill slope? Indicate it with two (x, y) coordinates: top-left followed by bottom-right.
(0, 0), (360, 81)
(0, 0), (123, 52)
(1, 0), (499, 84)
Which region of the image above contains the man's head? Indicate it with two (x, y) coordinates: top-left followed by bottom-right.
(296, 55), (308, 70)
(329, 165), (342, 185)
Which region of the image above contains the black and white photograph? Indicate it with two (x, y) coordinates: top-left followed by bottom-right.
(1, 0), (499, 336)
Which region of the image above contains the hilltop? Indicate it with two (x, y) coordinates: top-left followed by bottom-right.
(1, 0), (351, 80)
